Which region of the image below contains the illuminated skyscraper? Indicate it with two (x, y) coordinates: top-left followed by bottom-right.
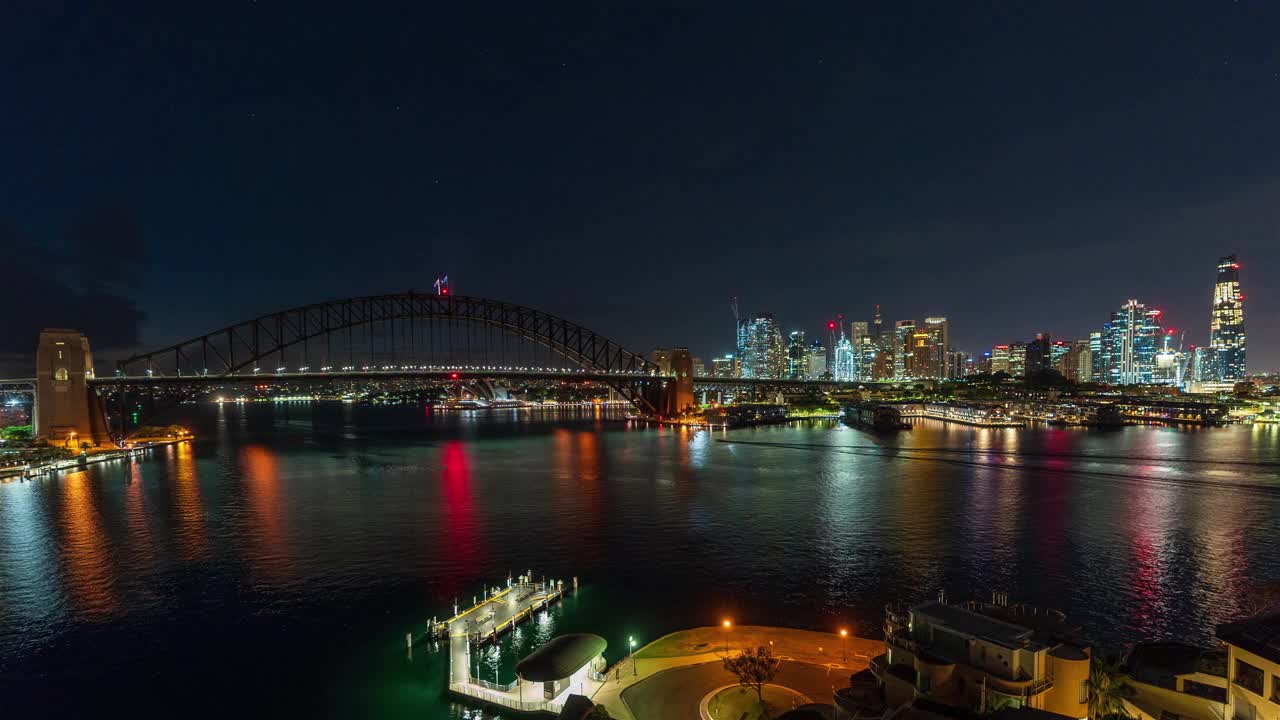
(850, 321), (870, 346)
(1107, 299), (1162, 385)
(787, 331), (808, 379)
(711, 354), (737, 378)
(923, 317), (948, 378)
(894, 320), (915, 379)
(991, 345), (1010, 374)
(1008, 342), (1027, 378)
(806, 341), (827, 379)
(737, 313), (786, 379)
(1209, 254), (1246, 380)
(833, 331), (855, 381)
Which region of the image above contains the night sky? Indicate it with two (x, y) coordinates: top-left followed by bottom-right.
(3, 2), (1279, 374)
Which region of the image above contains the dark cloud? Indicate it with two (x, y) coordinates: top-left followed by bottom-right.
(0, 210), (147, 371)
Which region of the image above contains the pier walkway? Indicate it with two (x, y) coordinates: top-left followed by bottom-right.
(442, 574), (594, 714)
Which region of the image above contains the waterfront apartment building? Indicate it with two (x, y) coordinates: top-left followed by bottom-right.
(737, 313), (786, 379)
(1209, 255), (1246, 381)
(1217, 612), (1280, 720)
(874, 598), (1091, 717)
(1120, 642), (1228, 720)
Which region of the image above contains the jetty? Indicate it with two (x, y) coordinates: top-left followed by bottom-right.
(436, 572), (597, 714)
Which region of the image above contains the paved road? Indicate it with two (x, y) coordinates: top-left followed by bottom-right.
(621, 659), (851, 720)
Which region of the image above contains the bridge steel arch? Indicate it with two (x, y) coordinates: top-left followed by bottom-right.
(114, 293), (665, 414)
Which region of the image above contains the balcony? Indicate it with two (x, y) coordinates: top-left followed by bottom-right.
(870, 653), (887, 679)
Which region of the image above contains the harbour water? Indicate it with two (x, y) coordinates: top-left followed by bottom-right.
(2, 403), (1279, 718)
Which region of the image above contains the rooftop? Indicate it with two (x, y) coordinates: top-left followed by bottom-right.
(1126, 642), (1227, 685)
(1218, 612), (1280, 664)
(911, 601), (1039, 651)
(515, 633), (607, 682)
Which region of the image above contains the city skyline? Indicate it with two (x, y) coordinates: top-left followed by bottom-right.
(4, 5), (1280, 374)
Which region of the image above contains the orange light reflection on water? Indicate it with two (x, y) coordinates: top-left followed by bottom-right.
(61, 470), (119, 619)
(172, 442), (207, 560)
(241, 445), (293, 584)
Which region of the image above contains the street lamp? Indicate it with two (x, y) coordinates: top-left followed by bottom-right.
(840, 628), (848, 662)
(629, 636), (637, 676)
(722, 618), (732, 653)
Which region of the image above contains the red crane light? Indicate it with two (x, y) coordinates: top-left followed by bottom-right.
(827, 322), (836, 329)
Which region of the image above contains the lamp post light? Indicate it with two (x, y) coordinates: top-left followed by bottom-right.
(840, 628), (848, 662)
(629, 636), (637, 676)
(722, 618), (732, 654)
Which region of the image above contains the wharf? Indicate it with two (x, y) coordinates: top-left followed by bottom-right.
(438, 573), (589, 715)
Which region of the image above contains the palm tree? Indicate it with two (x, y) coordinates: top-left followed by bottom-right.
(1087, 654), (1136, 720)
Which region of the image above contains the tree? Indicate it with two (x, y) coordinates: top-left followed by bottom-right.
(585, 705), (613, 720)
(0, 424), (33, 442)
(722, 645), (781, 704)
(1087, 654), (1135, 720)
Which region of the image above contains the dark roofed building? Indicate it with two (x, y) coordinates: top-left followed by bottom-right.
(1113, 642), (1228, 720)
(516, 633), (607, 702)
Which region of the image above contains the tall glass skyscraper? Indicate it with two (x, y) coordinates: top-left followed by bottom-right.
(1209, 254), (1246, 380)
(737, 313), (786, 379)
(1107, 299), (1162, 385)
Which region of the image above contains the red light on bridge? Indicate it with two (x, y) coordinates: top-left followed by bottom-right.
(450, 372), (459, 380)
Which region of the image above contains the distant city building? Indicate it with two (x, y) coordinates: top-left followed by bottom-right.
(833, 331), (855, 381)
(1208, 254), (1246, 380)
(737, 313), (786, 379)
(893, 320), (915, 379)
(691, 357), (705, 378)
(1025, 332), (1052, 376)
(786, 331), (808, 379)
(648, 347), (672, 374)
(1089, 331), (1104, 380)
(1008, 342), (1027, 378)
(1191, 346), (1212, 383)
(1108, 299), (1162, 385)
(1072, 339), (1093, 383)
(990, 345), (1010, 375)
(805, 341), (827, 380)
(856, 337), (878, 381)
(922, 317), (948, 378)
(1049, 340), (1070, 369)
(711, 354), (737, 378)
(850, 321), (870, 346)
(874, 322), (896, 381)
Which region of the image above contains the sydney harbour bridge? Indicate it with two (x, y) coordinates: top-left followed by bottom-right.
(9, 292), (889, 444)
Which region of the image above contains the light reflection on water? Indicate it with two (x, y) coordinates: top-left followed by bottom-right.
(0, 405), (1277, 718)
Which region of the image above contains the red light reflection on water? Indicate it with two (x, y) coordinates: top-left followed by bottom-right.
(436, 440), (482, 595)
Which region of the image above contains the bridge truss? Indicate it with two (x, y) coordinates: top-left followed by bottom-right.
(101, 293), (667, 419)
